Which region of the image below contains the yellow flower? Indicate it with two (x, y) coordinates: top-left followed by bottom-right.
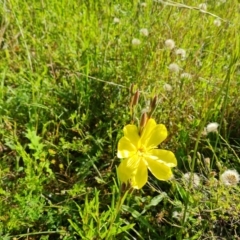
(117, 118), (177, 189)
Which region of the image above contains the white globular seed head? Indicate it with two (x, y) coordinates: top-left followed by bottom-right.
(183, 172), (201, 187)
(180, 72), (192, 79)
(163, 83), (172, 92)
(169, 63), (180, 73)
(172, 211), (182, 220)
(140, 2), (147, 7)
(199, 3), (207, 11)
(206, 122), (219, 133)
(132, 38), (141, 45)
(214, 19), (221, 27)
(175, 48), (186, 59)
(140, 28), (149, 37)
(220, 169), (240, 186)
(165, 39), (175, 50)
(113, 17), (120, 24)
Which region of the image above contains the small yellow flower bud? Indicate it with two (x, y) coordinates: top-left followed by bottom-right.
(51, 159), (56, 164)
(59, 163), (64, 169)
(48, 149), (56, 155)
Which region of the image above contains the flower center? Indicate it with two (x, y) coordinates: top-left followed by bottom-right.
(137, 146), (146, 156)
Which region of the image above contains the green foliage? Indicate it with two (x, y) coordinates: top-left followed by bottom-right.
(68, 188), (134, 239)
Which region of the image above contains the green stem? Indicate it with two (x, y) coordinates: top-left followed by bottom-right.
(105, 187), (129, 240)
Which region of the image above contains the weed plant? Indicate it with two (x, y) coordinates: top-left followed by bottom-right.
(0, 0), (240, 239)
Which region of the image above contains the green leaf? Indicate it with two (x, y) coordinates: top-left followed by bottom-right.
(145, 192), (167, 208)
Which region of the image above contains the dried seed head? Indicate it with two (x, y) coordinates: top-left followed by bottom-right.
(163, 83), (172, 92)
(140, 2), (147, 7)
(113, 17), (120, 24)
(206, 122), (219, 133)
(140, 28), (149, 37)
(132, 38), (141, 45)
(165, 39), (175, 50)
(169, 63), (180, 73)
(183, 172), (201, 187)
(180, 73), (192, 79)
(213, 18), (221, 27)
(199, 3), (207, 11)
(175, 48), (186, 59)
(220, 169), (240, 186)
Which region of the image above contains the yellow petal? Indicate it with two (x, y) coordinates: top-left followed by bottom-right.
(117, 137), (137, 158)
(141, 118), (156, 143)
(117, 160), (132, 183)
(147, 149), (177, 167)
(117, 155), (139, 183)
(141, 119), (167, 148)
(123, 124), (140, 147)
(131, 159), (148, 189)
(147, 158), (173, 180)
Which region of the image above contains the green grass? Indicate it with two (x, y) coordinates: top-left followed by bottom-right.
(0, 0), (240, 239)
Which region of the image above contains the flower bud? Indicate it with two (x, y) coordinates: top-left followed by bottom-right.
(151, 95), (158, 110)
(130, 83), (135, 95)
(140, 112), (148, 129)
(216, 161), (222, 170)
(204, 157), (210, 166)
(129, 95), (134, 108)
(132, 90), (140, 106)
